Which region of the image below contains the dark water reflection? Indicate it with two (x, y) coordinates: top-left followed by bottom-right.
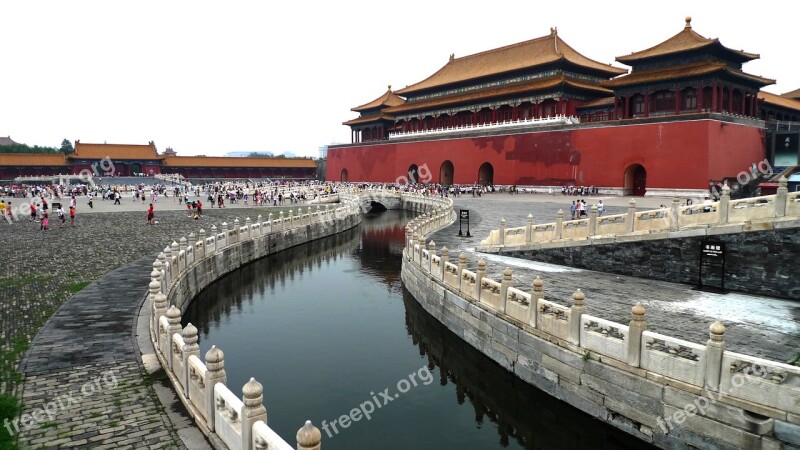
(184, 210), (653, 450)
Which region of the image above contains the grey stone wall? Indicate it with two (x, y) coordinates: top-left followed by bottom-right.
(401, 258), (797, 450)
(501, 228), (800, 300)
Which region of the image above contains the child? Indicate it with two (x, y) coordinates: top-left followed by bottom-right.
(41, 213), (49, 231)
(57, 206), (66, 228)
(69, 206), (76, 227)
(147, 203), (154, 225)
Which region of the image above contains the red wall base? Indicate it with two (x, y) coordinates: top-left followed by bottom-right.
(327, 120), (765, 190)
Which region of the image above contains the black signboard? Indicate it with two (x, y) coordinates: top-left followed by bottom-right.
(458, 209), (471, 237)
(698, 240), (726, 292)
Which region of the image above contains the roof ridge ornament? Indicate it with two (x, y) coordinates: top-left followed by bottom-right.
(449, 53), (454, 62)
(685, 16), (692, 29)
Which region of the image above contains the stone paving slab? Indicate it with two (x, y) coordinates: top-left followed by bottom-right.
(428, 193), (800, 363)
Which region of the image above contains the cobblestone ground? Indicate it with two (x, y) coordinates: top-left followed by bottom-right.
(429, 193), (800, 362)
(0, 204), (297, 449)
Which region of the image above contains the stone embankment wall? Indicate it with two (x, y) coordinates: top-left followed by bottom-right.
(508, 226), (800, 299)
(145, 190), (448, 450)
(402, 203), (800, 450)
(478, 179), (800, 299)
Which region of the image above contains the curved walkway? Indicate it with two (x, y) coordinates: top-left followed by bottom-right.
(1, 207), (292, 449)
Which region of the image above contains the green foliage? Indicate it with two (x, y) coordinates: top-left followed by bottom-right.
(65, 281), (91, 294)
(0, 393), (20, 449)
(789, 352), (800, 367)
(582, 350), (591, 361)
(59, 139), (74, 155)
(0, 143), (59, 154)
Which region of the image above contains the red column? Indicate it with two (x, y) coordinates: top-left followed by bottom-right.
(534, 102), (540, 119)
(675, 88), (681, 115)
(712, 84), (718, 112)
(624, 96), (629, 119)
(644, 93), (650, 117)
(491, 108), (497, 124)
(697, 86), (703, 112)
(740, 93), (746, 115)
(727, 87), (733, 113)
(512, 105), (518, 121)
(557, 97), (563, 116)
(473, 111), (477, 124)
(613, 97), (619, 120)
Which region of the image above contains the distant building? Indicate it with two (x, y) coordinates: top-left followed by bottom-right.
(0, 136), (19, 146)
(0, 141), (316, 179)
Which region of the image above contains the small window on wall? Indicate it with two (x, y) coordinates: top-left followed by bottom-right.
(633, 95), (645, 115)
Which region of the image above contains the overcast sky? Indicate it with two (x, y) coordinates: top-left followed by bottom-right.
(2, 1), (796, 158)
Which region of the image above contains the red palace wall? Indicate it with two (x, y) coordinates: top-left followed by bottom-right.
(326, 120), (765, 190)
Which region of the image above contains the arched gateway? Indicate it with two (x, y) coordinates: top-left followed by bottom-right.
(439, 161), (454, 185)
(624, 164), (646, 196)
(341, 169), (349, 182)
(478, 162), (494, 186)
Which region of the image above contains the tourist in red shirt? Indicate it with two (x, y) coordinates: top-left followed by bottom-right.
(147, 203), (154, 225)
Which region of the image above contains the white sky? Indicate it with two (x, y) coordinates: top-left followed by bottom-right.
(1, 1), (797, 158)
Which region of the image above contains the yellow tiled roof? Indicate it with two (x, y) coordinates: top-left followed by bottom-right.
(343, 113), (395, 126)
(0, 153), (67, 166)
(601, 61), (774, 88)
(386, 75), (611, 115)
(395, 29), (625, 96)
(351, 87), (406, 112)
(759, 91), (800, 112)
(616, 17), (759, 65)
(71, 142), (160, 160)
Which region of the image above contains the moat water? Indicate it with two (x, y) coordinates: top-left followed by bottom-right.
(183, 210), (655, 450)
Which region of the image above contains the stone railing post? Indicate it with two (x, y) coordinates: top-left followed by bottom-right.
(297, 420), (322, 450)
(205, 345), (227, 432)
(198, 229), (206, 257)
(627, 199), (636, 233)
(242, 378), (268, 450)
(416, 234), (425, 264)
(457, 252), (467, 291)
(166, 305), (182, 371)
(256, 215), (263, 236)
(150, 279), (164, 343)
(718, 184), (730, 224)
(627, 303), (646, 367)
(530, 276), (543, 326)
(245, 217), (252, 239)
(775, 176), (788, 217)
(475, 259), (487, 302)
(498, 218), (505, 245)
(569, 289), (586, 345)
(220, 223), (228, 246)
(232, 219), (240, 242)
(440, 246), (448, 279)
(279, 211), (285, 231)
(161, 247), (172, 289)
(588, 206), (597, 236)
(179, 237), (188, 271)
(525, 214), (533, 243)
(307, 206), (313, 226)
(670, 196), (681, 231)
(210, 224), (218, 243)
(267, 213), (274, 232)
(499, 268), (512, 313)
(704, 321), (726, 391)
(555, 210), (563, 240)
(181, 323), (199, 398)
(428, 241), (436, 273)
(171, 241), (180, 264)
(288, 210), (294, 229)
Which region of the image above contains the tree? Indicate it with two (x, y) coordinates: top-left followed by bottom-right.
(60, 139), (74, 155)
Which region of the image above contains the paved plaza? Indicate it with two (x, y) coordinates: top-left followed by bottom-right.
(0, 190), (797, 448)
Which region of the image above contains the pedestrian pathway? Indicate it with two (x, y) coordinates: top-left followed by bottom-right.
(1, 207), (291, 448)
(429, 194), (800, 362)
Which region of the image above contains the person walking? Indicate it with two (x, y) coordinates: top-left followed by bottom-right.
(147, 203), (155, 225)
(41, 213), (49, 231)
(69, 206), (76, 226)
(57, 205), (66, 228)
